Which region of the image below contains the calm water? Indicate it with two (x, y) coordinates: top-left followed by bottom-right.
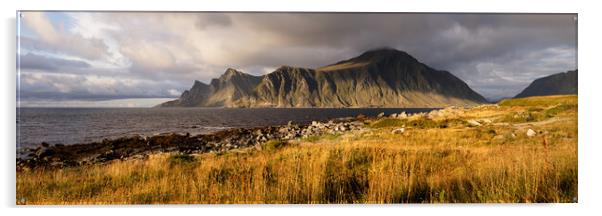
(16, 107), (434, 148)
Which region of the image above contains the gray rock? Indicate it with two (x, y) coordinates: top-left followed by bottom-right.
(377, 112), (385, 118)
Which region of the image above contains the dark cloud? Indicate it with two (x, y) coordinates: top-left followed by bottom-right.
(19, 53), (90, 71)
(18, 12), (577, 103)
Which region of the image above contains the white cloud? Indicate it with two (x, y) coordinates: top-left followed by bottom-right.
(21, 12), (110, 60)
(168, 89), (181, 97)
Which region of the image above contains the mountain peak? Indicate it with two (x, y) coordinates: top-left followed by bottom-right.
(276, 65), (293, 71)
(218, 68), (248, 80)
(318, 48), (416, 71)
(355, 47), (414, 61)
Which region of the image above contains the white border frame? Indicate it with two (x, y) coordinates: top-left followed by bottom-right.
(2, 0), (601, 215)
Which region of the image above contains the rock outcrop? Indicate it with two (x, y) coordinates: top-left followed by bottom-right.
(17, 117), (367, 169)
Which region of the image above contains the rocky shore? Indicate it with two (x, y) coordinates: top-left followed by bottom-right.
(17, 114), (388, 170)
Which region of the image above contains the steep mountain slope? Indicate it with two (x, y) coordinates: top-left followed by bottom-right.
(160, 68), (261, 107)
(160, 48), (487, 108)
(514, 70), (578, 98)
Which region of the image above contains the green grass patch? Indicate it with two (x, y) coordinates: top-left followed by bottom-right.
(498, 95), (577, 107)
(168, 153), (197, 165)
(302, 133), (342, 143)
(369, 118), (406, 128)
(544, 104), (577, 117)
(264, 140), (288, 151)
(370, 117), (465, 129)
(500, 103), (578, 123)
(500, 111), (544, 123)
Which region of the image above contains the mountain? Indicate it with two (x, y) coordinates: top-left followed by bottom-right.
(159, 48), (488, 108)
(514, 70), (578, 98)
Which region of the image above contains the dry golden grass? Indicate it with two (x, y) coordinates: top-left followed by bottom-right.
(16, 95), (578, 204)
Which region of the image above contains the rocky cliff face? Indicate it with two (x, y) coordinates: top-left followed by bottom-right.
(160, 48), (488, 108)
(160, 68), (262, 107)
(514, 70), (578, 98)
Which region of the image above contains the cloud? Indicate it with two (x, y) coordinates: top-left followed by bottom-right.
(19, 98), (175, 108)
(19, 53), (90, 71)
(21, 12), (110, 60)
(167, 89), (182, 97)
(19, 71), (184, 100)
(17, 12), (577, 103)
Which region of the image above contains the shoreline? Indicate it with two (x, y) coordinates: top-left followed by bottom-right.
(16, 107), (438, 149)
(17, 112), (414, 170)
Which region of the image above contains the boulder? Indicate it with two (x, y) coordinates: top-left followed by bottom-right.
(398, 112), (408, 118)
(526, 129), (536, 137)
(377, 112), (385, 118)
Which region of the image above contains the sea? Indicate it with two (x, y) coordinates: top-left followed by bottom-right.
(16, 107), (434, 148)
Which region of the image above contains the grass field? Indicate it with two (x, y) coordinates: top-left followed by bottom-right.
(16, 95), (578, 204)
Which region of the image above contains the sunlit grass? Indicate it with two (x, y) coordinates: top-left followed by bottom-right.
(16, 95), (578, 204)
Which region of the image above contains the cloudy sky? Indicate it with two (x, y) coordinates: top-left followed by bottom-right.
(17, 12), (577, 106)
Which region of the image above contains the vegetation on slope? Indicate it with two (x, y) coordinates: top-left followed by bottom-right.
(17, 95), (578, 204)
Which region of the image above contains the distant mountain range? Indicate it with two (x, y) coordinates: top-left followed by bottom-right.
(159, 48), (490, 108)
(515, 70), (578, 98)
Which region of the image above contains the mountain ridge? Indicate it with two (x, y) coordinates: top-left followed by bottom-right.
(514, 70), (578, 98)
(160, 48), (488, 108)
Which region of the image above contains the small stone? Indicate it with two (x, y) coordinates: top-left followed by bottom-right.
(467, 120), (482, 127)
(398, 112), (407, 118)
(390, 113), (398, 118)
(526, 129), (536, 137)
(391, 128), (405, 134)
(480, 119), (493, 124)
(377, 112), (385, 118)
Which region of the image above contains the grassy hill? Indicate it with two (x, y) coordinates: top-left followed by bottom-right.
(17, 95), (577, 204)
